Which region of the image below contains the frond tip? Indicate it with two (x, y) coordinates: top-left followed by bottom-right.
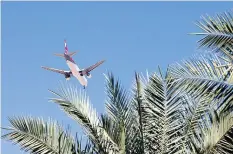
(192, 11), (233, 49)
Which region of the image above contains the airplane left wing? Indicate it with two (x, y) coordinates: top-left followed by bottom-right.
(41, 66), (70, 75)
(80, 60), (105, 75)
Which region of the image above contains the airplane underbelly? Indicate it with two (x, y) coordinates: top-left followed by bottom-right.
(67, 61), (87, 86)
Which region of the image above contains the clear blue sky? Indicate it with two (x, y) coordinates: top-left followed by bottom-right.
(2, 2), (232, 153)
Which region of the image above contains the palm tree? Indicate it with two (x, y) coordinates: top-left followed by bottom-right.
(2, 54), (233, 154)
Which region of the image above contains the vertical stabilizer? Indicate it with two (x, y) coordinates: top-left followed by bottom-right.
(64, 39), (68, 54)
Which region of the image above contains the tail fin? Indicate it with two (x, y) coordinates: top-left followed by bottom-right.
(53, 40), (78, 58)
(64, 39), (68, 54)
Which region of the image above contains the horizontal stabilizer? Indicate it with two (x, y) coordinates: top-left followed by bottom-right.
(54, 51), (78, 58)
(54, 53), (64, 57)
(68, 51), (77, 57)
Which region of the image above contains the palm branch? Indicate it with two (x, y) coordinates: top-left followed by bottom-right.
(139, 71), (186, 154)
(1, 116), (93, 154)
(180, 94), (212, 152)
(48, 83), (119, 153)
(168, 54), (233, 152)
(191, 11), (233, 51)
(131, 72), (145, 153)
(169, 55), (233, 101)
(200, 112), (233, 154)
(103, 72), (132, 154)
(123, 72), (148, 154)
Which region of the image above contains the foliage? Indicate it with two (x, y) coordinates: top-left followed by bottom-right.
(192, 10), (233, 61)
(1, 116), (94, 154)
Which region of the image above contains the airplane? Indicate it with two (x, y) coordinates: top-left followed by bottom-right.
(41, 40), (105, 89)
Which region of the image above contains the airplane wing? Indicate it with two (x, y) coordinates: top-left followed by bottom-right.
(41, 66), (70, 75)
(80, 60), (105, 75)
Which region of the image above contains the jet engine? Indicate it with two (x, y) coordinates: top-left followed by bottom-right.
(87, 72), (92, 78)
(65, 72), (71, 80)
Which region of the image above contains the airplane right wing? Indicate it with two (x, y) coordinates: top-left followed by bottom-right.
(80, 60), (105, 75)
(41, 66), (70, 75)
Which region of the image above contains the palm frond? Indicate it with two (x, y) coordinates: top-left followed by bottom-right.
(191, 11), (233, 49)
(104, 72), (130, 123)
(169, 55), (233, 101)
(104, 72), (132, 154)
(141, 71), (185, 154)
(132, 72), (145, 153)
(180, 93), (231, 153)
(100, 114), (119, 144)
(201, 113), (233, 154)
(1, 116), (74, 154)
(169, 54), (233, 152)
(103, 72), (150, 154)
(181, 95), (211, 149)
(125, 72), (150, 154)
(49, 83), (119, 154)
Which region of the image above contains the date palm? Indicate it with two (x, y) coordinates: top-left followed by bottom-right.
(2, 54), (233, 154)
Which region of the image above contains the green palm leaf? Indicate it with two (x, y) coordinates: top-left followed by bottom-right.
(181, 94), (228, 153)
(124, 72), (148, 154)
(191, 11), (233, 49)
(201, 113), (233, 154)
(169, 55), (233, 100)
(141, 72), (185, 154)
(131, 72), (145, 153)
(169, 55), (233, 153)
(1, 116), (74, 154)
(182, 95), (211, 146)
(49, 83), (119, 154)
(104, 72), (130, 123)
(104, 72), (132, 154)
(100, 114), (119, 145)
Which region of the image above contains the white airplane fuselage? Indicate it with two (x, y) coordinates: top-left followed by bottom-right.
(66, 60), (87, 87)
